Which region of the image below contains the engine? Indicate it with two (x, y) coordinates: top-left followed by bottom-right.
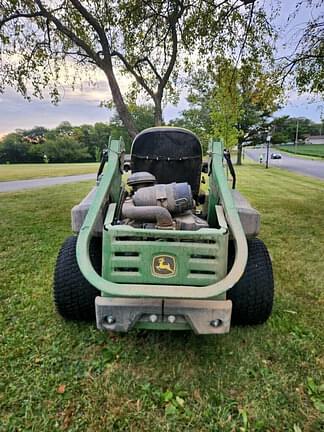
(120, 172), (209, 231)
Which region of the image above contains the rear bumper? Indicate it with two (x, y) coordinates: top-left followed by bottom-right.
(95, 297), (232, 334)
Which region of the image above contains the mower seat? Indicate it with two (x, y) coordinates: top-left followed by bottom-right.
(130, 127), (202, 199)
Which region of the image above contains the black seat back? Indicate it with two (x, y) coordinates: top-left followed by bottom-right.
(131, 127), (202, 198)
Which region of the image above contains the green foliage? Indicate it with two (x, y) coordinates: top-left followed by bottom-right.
(173, 58), (282, 156)
(271, 116), (324, 144)
(0, 132), (39, 163)
(0, 1), (277, 134)
(43, 136), (91, 163)
(236, 61), (283, 142)
(280, 0), (324, 96)
(0, 105), (155, 163)
(306, 377), (324, 413)
(110, 104), (155, 150)
(209, 60), (243, 149)
(0, 124), (98, 163)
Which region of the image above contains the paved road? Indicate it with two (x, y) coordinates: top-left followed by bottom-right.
(1, 149), (323, 192)
(0, 173), (96, 193)
(245, 148), (324, 180)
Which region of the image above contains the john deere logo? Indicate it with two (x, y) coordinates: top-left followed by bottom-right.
(152, 255), (176, 277)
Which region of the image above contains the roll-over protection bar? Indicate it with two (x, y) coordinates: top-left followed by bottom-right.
(76, 138), (248, 299)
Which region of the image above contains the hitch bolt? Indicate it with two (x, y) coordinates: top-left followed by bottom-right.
(106, 315), (115, 325)
(149, 314), (158, 323)
(167, 315), (176, 324)
(210, 319), (222, 328)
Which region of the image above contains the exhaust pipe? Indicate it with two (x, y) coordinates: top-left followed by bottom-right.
(122, 200), (173, 228)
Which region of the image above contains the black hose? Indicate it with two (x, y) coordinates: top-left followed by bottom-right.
(97, 149), (108, 181)
(223, 149), (236, 190)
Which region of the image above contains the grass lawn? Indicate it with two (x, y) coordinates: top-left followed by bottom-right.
(278, 144), (324, 159)
(0, 163), (99, 182)
(0, 164), (323, 431)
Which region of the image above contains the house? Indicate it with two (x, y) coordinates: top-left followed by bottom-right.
(305, 135), (324, 145)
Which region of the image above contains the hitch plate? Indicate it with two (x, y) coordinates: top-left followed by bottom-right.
(95, 297), (232, 334)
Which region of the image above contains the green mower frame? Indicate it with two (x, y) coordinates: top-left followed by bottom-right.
(54, 127), (274, 334)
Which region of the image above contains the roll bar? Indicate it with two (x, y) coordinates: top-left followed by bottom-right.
(76, 139), (248, 299)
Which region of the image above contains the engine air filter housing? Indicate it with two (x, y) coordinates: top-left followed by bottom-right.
(133, 182), (193, 214)
(127, 171), (156, 191)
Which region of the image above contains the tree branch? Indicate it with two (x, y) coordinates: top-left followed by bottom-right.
(0, 11), (43, 30)
(157, 23), (178, 98)
(134, 57), (163, 82)
(111, 50), (155, 98)
(34, 0), (100, 64)
(68, 0), (110, 55)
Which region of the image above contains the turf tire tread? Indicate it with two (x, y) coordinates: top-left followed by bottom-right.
(227, 237), (274, 326)
(53, 236), (101, 321)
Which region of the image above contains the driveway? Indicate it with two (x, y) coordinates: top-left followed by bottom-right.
(0, 173), (96, 193)
(245, 148), (324, 180)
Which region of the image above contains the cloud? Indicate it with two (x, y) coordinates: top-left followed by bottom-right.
(0, 87), (112, 135)
(285, 90), (323, 106)
(0, 66), (133, 135)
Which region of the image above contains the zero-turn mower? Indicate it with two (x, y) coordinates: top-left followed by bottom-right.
(54, 127), (274, 334)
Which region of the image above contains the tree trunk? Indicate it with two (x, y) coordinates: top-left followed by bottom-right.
(154, 98), (163, 126)
(103, 64), (138, 139)
(236, 140), (243, 165)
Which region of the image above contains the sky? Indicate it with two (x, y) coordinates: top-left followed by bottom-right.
(0, 0), (323, 137)
(0, 83), (183, 136)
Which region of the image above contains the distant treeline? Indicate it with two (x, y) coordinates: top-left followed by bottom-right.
(1, 105), (323, 164)
(0, 122), (111, 164)
(0, 105), (155, 164)
(270, 116), (323, 144)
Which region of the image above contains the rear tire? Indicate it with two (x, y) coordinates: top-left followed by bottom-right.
(53, 236), (101, 321)
(227, 238), (274, 325)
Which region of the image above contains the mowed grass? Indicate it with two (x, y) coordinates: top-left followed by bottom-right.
(0, 163), (98, 182)
(0, 165), (323, 431)
(278, 144), (324, 159)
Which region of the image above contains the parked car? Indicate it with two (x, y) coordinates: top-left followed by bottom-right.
(271, 153), (282, 159)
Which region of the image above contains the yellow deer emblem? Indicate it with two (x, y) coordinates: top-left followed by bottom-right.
(156, 258), (172, 273)
(152, 255), (176, 277)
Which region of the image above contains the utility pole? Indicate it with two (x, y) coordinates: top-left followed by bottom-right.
(266, 131), (271, 169)
(295, 119), (299, 153)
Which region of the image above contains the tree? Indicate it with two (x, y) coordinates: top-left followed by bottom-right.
(0, 123), (95, 163)
(209, 61), (243, 150)
(0, 132), (28, 163)
(0, 1), (275, 138)
(110, 104), (155, 150)
(92, 122), (112, 157)
(175, 58), (282, 162)
(278, 0), (324, 96)
(235, 61), (282, 164)
(0, 106), (156, 163)
(270, 116), (323, 144)
(169, 106), (212, 152)
(43, 135), (91, 163)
